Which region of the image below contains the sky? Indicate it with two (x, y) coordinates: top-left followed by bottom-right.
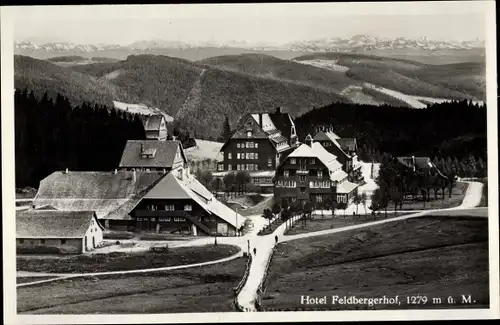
(11, 2), (489, 45)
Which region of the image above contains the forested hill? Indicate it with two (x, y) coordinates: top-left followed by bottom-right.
(14, 89), (146, 188)
(295, 100), (487, 161)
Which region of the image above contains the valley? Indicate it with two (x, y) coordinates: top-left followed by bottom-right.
(14, 43), (485, 140)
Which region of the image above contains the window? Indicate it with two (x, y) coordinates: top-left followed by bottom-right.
(255, 142), (259, 148)
(228, 164), (232, 171)
(310, 158), (316, 164)
(151, 218), (156, 222)
(249, 153), (254, 159)
(237, 164), (241, 171)
(247, 131), (252, 137)
(284, 170), (289, 178)
(254, 178), (261, 184)
(174, 217), (185, 222)
(249, 142), (254, 148)
(40, 239), (46, 244)
(20, 239), (24, 244)
(254, 164), (258, 170)
(299, 175), (306, 183)
(210, 216), (217, 222)
(137, 217), (143, 221)
(184, 204), (192, 211)
(149, 204), (157, 211)
(237, 153), (241, 159)
(316, 195), (323, 203)
(300, 187), (306, 193)
(317, 170), (323, 178)
(292, 197), (297, 202)
(237, 143), (241, 148)
(159, 217), (171, 222)
(290, 158), (296, 164)
(218, 164), (223, 171)
(165, 205), (175, 211)
(255, 153), (259, 159)
(228, 153), (232, 159)
(95, 228), (98, 232)
(268, 158), (272, 167)
(61, 239), (66, 244)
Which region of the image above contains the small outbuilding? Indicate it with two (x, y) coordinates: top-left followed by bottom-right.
(16, 210), (104, 254)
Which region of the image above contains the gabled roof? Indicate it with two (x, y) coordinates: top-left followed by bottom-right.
(337, 180), (359, 194)
(397, 156), (433, 170)
(16, 210), (100, 238)
(268, 108), (295, 142)
(284, 142), (343, 176)
(33, 171), (165, 219)
(337, 138), (357, 152)
(313, 131), (351, 159)
(119, 140), (187, 168)
(140, 172), (245, 229)
(313, 131), (341, 142)
(144, 115), (165, 131)
(144, 173), (194, 200)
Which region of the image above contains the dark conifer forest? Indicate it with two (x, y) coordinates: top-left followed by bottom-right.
(15, 89), (146, 188)
(295, 100), (487, 163)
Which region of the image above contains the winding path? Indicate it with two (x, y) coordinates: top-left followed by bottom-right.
(18, 181), (485, 311)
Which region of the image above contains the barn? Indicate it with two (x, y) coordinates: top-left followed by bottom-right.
(16, 210), (104, 254)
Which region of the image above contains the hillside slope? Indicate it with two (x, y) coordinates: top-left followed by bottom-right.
(14, 55), (133, 107)
(198, 53), (358, 93)
(294, 52), (484, 101)
(70, 54), (348, 139)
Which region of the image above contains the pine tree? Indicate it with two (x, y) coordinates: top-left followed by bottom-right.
(219, 115), (232, 143)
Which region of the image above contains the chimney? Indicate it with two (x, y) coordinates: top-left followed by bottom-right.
(305, 134), (313, 147)
(64, 168), (69, 174)
(132, 169), (137, 182)
(412, 156), (416, 172)
(163, 168), (167, 174)
(276, 107), (281, 114)
(258, 113), (263, 128)
(114, 169), (117, 174)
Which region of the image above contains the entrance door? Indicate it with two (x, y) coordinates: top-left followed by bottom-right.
(84, 236), (87, 251)
(217, 223), (228, 235)
(92, 236), (96, 248)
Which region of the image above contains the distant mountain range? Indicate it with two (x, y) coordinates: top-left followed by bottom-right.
(15, 34), (485, 58)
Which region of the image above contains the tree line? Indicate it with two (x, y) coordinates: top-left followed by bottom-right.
(15, 89), (199, 189)
(15, 89), (144, 188)
(294, 100), (487, 162)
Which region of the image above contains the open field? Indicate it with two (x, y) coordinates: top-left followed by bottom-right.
(430, 208), (488, 218)
(285, 214), (392, 236)
(184, 139), (224, 162)
(262, 216), (488, 310)
(234, 195), (275, 217)
(394, 182), (469, 211)
(17, 244), (239, 273)
(17, 257), (247, 314)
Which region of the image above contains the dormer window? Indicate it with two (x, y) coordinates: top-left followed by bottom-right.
(141, 148), (157, 159)
(247, 130), (253, 137)
(290, 158), (296, 165)
(284, 170), (289, 178)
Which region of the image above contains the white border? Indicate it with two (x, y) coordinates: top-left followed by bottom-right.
(2, 2), (498, 323)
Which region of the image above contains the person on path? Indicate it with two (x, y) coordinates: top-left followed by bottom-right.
(275, 235), (278, 244)
(253, 247), (257, 256)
